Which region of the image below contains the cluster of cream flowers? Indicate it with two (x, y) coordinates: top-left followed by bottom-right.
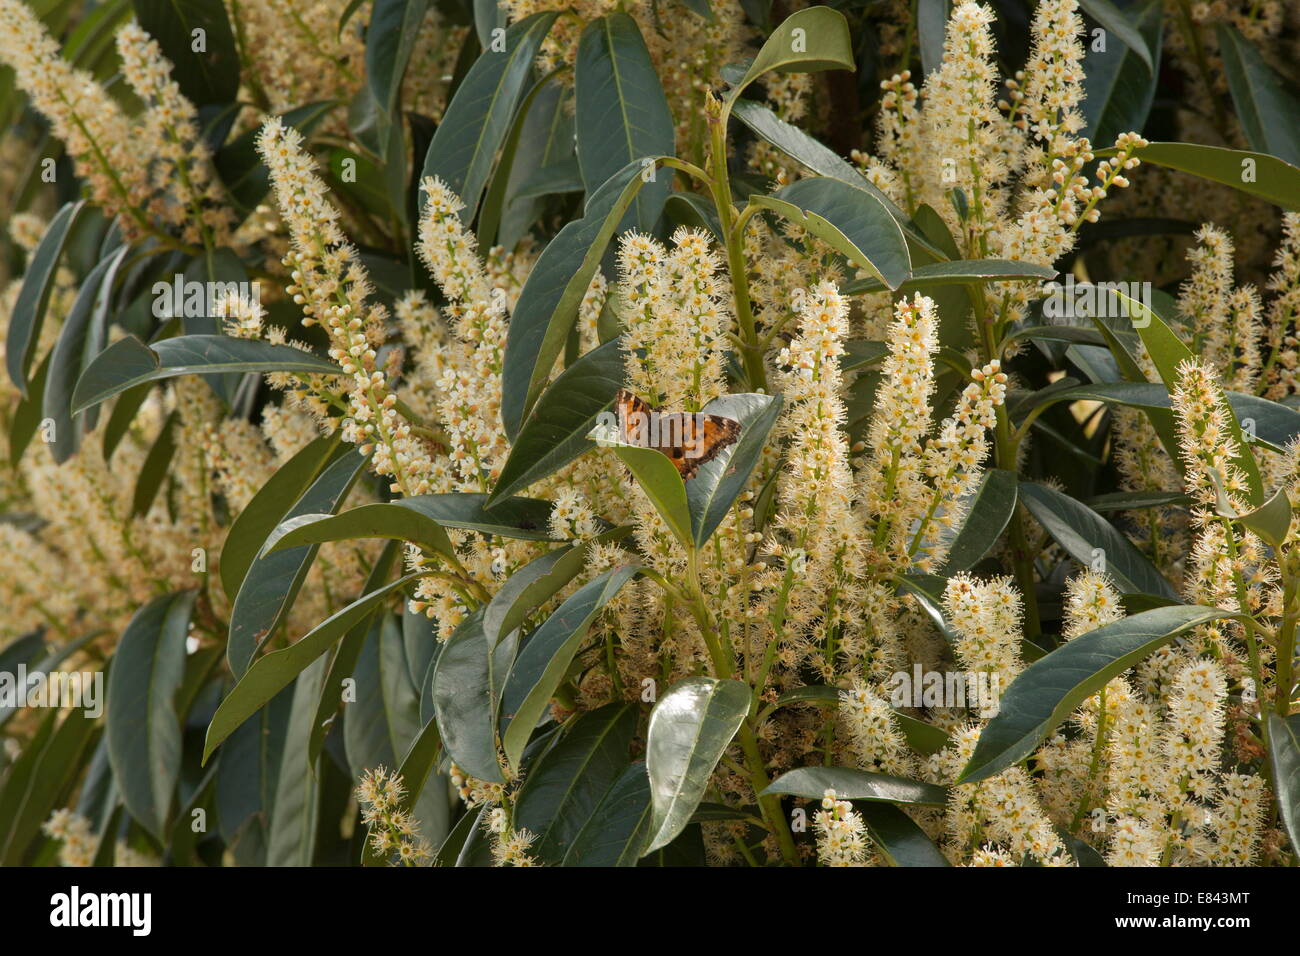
(356, 766), (433, 866)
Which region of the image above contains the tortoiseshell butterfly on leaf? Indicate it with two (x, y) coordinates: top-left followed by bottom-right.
(613, 389), (742, 481)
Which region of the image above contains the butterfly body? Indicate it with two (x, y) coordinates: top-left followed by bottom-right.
(614, 389), (741, 481)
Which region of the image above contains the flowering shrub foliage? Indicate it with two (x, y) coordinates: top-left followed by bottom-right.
(0, 0), (1299, 869)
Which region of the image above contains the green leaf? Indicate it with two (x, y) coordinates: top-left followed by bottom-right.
(43, 245), (129, 462)
(376, 492), (558, 539)
(484, 531), (629, 647)
(753, 177), (910, 290)
(431, 608), (506, 783)
(916, 0), (949, 76)
(227, 449), (367, 677)
(941, 468), (1018, 573)
(132, 0), (240, 106)
(728, 98), (941, 258)
(643, 676), (750, 854)
(1235, 487), (1291, 548)
(130, 409), (178, 517)
(1019, 481), (1178, 600)
(1097, 142), (1300, 211)
(500, 563), (641, 770)
(0, 630), (102, 731)
(420, 11), (559, 224)
(958, 604), (1239, 783)
(574, 13), (675, 233)
(263, 500), (455, 563)
(204, 573), (422, 763)
(0, 707), (99, 865)
(6, 200), (85, 397)
(1078, 0), (1153, 71)
(561, 761), (652, 865)
(894, 711), (951, 756)
(1081, 0), (1161, 146)
(1217, 25), (1300, 167)
(309, 540), (402, 767)
(723, 6), (854, 107)
(366, 0), (430, 119)
(588, 418), (692, 547)
(514, 703), (637, 863)
(841, 259), (1056, 296)
(856, 801), (951, 866)
(491, 339), (624, 502)
(1266, 712), (1300, 860)
(220, 432), (346, 600)
(762, 766), (947, 805)
(71, 335), (341, 415)
(107, 589), (197, 839)
(686, 392), (782, 546)
(214, 683), (292, 845)
(266, 656), (327, 866)
(502, 157), (662, 437)
(1087, 489), (1191, 512)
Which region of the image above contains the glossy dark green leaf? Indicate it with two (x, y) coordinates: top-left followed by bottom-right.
(1081, 0), (1161, 146)
(561, 760), (652, 865)
(219, 432), (347, 600)
(959, 605), (1238, 783)
(1087, 489), (1191, 512)
(1217, 24), (1300, 167)
(588, 418), (692, 546)
(214, 683), (293, 844)
(1020, 481), (1177, 600)
(643, 677), (749, 853)
(309, 540), (402, 765)
(754, 177), (910, 290)
(574, 13), (674, 232)
(763, 766), (947, 805)
(1078, 0), (1153, 70)
(374, 492), (558, 540)
(856, 801), (950, 866)
(204, 573), (422, 763)
(841, 259), (1055, 296)
(916, 0), (949, 76)
(685, 392), (781, 546)
(723, 6), (853, 106)
(484, 531), (628, 648)
(132, 0), (240, 105)
(500, 563), (640, 769)
(1235, 487), (1291, 548)
(490, 328), (623, 503)
(0, 706), (99, 864)
(107, 589), (197, 838)
(71, 335), (341, 415)
(514, 703), (636, 863)
(502, 157), (660, 437)
(1097, 141), (1300, 212)
(1266, 712), (1300, 859)
(366, 0), (429, 119)
(227, 449), (367, 678)
(43, 246), (128, 462)
(0, 630), (101, 730)
(266, 656), (327, 865)
(420, 11), (558, 224)
(130, 408), (178, 517)
(942, 468), (1018, 572)
(431, 608), (505, 783)
(263, 500), (455, 562)
(6, 200), (85, 397)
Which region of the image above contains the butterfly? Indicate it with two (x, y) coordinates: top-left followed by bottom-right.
(613, 389), (741, 481)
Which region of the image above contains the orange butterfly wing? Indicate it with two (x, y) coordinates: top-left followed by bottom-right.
(614, 389), (741, 480)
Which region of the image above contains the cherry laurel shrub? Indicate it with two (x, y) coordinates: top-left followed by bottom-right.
(0, 0), (1298, 868)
